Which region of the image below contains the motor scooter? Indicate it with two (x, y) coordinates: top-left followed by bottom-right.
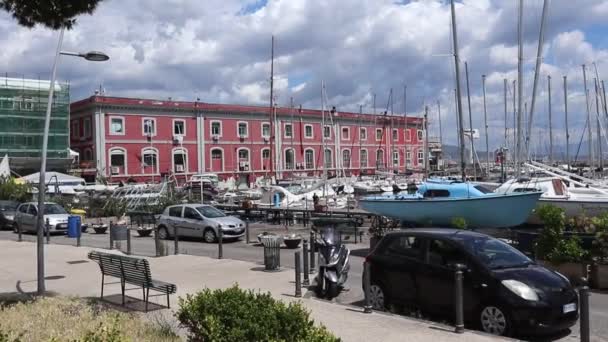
(314, 227), (350, 299)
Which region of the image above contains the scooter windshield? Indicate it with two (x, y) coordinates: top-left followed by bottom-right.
(319, 227), (340, 246)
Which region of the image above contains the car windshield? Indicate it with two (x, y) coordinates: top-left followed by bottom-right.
(45, 204), (67, 215)
(0, 201), (18, 211)
(452, 235), (532, 270)
(196, 206), (225, 218)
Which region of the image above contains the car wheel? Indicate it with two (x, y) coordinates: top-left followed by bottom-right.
(157, 226), (170, 240)
(203, 228), (217, 243)
(326, 282), (339, 299)
(369, 283), (387, 311)
(479, 305), (510, 336)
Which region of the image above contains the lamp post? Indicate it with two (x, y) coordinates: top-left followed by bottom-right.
(37, 27), (109, 295)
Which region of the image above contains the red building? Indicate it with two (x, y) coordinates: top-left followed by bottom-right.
(69, 96), (426, 184)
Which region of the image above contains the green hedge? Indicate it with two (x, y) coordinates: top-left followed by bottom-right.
(176, 285), (340, 342)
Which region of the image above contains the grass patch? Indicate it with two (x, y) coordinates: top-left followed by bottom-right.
(0, 297), (180, 341)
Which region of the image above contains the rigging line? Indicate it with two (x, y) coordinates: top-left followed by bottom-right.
(573, 118), (589, 165)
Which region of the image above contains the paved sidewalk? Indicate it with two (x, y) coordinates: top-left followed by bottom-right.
(0, 240), (502, 342)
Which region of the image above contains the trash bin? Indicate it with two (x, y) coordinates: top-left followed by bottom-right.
(70, 209), (87, 232)
(67, 215), (81, 238)
(110, 224), (128, 241)
(260, 236), (281, 271)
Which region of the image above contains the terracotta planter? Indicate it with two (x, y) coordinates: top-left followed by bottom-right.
(538, 260), (589, 285)
(590, 263), (608, 289)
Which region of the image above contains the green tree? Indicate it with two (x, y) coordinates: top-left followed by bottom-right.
(0, 0), (104, 29)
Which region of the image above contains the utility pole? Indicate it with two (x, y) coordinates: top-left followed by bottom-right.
(564, 76), (570, 172)
(482, 74), (490, 175)
(548, 75), (553, 165)
(582, 64), (593, 171)
(268, 35), (275, 183)
(450, 0), (467, 181)
(516, 0), (524, 174)
(465, 61), (476, 179)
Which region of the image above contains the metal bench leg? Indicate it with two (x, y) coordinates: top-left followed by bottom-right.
(121, 280), (125, 305)
(166, 292), (170, 308)
(142, 286), (145, 303)
(145, 287), (150, 312)
(100, 274), (105, 299)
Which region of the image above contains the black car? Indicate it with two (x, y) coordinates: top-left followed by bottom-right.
(364, 229), (578, 337)
(0, 200), (19, 229)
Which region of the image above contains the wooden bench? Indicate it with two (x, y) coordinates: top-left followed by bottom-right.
(88, 251), (176, 311)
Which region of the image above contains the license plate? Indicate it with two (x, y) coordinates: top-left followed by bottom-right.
(563, 303), (576, 314)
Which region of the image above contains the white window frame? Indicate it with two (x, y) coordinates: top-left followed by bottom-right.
(376, 149), (384, 167)
(173, 119), (186, 136)
(417, 129), (424, 141)
(284, 123), (293, 139)
(406, 150), (412, 166)
(109, 147), (127, 174)
(142, 117), (157, 137)
(342, 149), (351, 168)
(341, 127), (350, 141)
(172, 147), (188, 173)
(304, 124), (314, 139)
(237, 147), (250, 170)
(109, 116), (125, 135)
(392, 150), (399, 166)
(405, 129), (412, 142)
(141, 147), (159, 175)
(83, 117), (92, 138)
(304, 148), (315, 169)
(261, 122), (271, 138)
(360, 127), (367, 140)
(323, 125), (332, 139)
(210, 147), (224, 172)
(417, 150), (425, 165)
(375, 128), (383, 141)
(261, 148), (271, 170)
(360, 149), (368, 168)
(284, 148), (295, 170)
(237, 121), (249, 138)
(210, 120), (222, 137)
(71, 120), (80, 139)
(324, 148), (333, 168)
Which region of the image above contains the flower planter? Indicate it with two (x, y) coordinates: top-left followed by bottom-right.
(137, 229), (153, 237)
(92, 224), (108, 234)
(283, 235), (302, 249)
(537, 260), (589, 285)
(590, 263), (608, 289)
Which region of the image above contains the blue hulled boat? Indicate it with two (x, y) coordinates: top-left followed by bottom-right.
(359, 179), (542, 228)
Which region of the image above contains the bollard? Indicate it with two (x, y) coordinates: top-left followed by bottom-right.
(174, 225), (179, 255)
(45, 218), (50, 244)
(76, 227), (81, 247)
(295, 251), (302, 297)
(154, 226), (161, 257)
(109, 221), (114, 250)
(218, 225), (223, 259)
(580, 280), (590, 342)
(363, 261), (372, 313)
(309, 231), (316, 274)
(126, 227), (131, 255)
(454, 264), (465, 334)
(245, 218), (250, 244)
(302, 240), (310, 286)
(17, 223), (22, 242)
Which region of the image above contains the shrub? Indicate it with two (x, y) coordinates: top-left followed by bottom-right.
(536, 204), (588, 264)
(591, 213), (608, 263)
(450, 217), (468, 230)
(0, 176), (31, 203)
(176, 285), (339, 342)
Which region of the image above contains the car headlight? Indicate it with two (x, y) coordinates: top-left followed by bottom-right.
(5, 215), (14, 221)
(502, 279), (539, 301)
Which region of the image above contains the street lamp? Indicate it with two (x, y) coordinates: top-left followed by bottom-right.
(36, 27), (109, 295)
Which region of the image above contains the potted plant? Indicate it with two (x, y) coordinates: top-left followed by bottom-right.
(535, 205), (589, 283)
(590, 213), (608, 289)
(368, 217), (387, 251)
(283, 234), (302, 249)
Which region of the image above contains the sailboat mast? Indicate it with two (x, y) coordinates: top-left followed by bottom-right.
(321, 81), (326, 184)
(504, 78), (508, 148)
(268, 35), (275, 182)
(404, 85), (408, 170)
(582, 64), (593, 171)
(513, 79), (517, 161)
(465, 61), (476, 179)
(564, 76), (570, 171)
(424, 106), (429, 179)
(516, 0), (523, 175)
(548, 75), (553, 165)
(437, 100), (443, 156)
(482, 74), (489, 175)
(449, 0), (466, 181)
(595, 79), (602, 170)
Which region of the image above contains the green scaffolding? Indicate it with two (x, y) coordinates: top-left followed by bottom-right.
(0, 77), (70, 159)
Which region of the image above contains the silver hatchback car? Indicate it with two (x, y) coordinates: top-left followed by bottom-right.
(157, 204), (245, 243)
(13, 202), (70, 234)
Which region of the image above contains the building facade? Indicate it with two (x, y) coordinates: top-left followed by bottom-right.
(70, 96), (426, 184)
(0, 77), (71, 174)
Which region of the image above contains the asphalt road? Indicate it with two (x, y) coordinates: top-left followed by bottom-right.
(1, 224), (607, 342)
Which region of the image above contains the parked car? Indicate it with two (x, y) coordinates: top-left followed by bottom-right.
(13, 202), (70, 234)
(364, 229), (579, 337)
(0, 200), (19, 229)
(157, 204), (245, 243)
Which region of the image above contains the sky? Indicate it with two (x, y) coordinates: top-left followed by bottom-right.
(1, 0), (608, 156)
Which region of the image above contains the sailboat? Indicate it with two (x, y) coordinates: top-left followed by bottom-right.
(358, 0), (542, 229)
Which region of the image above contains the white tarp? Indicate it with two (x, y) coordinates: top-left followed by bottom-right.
(0, 155), (9, 178)
(20, 171), (85, 186)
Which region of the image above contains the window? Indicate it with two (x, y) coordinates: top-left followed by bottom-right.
(184, 207), (202, 220)
(284, 123), (293, 138)
(110, 117), (125, 135)
(324, 126), (331, 139)
(18, 204), (28, 214)
(324, 149), (332, 168)
(284, 149), (295, 170)
(109, 148), (126, 174)
(405, 129), (411, 141)
(305, 149), (314, 169)
(169, 206), (182, 217)
(417, 129), (423, 140)
(383, 236), (423, 260)
(341, 127), (350, 140)
(83, 118), (91, 138)
(360, 149), (368, 168)
(418, 150), (424, 165)
(423, 189), (450, 198)
(174, 119), (185, 136)
(393, 129), (398, 141)
(342, 149), (351, 168)
(143, 118), (156, 136)
(83, 148), (93, 161)
(142, 148), (158, 174)
(211, 121), (221, 136)
(238, 148), (250, 170)
(262, 123), (270, 137)
(238, 122), (248, 137)
(304, 124), (313, 138)
(262, 149), (270, 159)
(392, 151), (399, 166)
(71, 120), (80, 139)
(406, 150), (412, 165)
(376, 128), (382, 141)
(376, 150), (384, 167)
(211, 149), (222, 160)
(173, 148), (188, 173)
(27, 205), (38, 216)
(360, 128), (367, 140)
(428, 239), (468, 267)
